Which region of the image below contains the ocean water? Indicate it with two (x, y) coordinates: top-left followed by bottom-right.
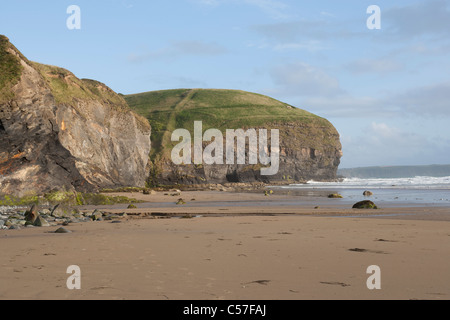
(278, 176), (450, 207)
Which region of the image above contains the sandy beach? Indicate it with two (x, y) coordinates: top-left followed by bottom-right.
(1, 190), (450, 300)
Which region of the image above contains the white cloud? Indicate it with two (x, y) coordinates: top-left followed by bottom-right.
(390, 82), (450, 116)
(384, 0), (450, 40)
(303, 95), (386, 118)
(273, 41), (329, 52)
(345, 58), (403, 75)
(243, 0), (289, 19)
(288, 81), (450, 119)
(269, 62), (343, 97)
(128, 40), (227, 63)
(191, 0), (291, 19)
(339, 122), (442, 167)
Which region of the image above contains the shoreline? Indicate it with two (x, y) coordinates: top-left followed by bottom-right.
(86, 190), (450, 221)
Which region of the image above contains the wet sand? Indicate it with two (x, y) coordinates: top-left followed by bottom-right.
(1, 191), (449, 300)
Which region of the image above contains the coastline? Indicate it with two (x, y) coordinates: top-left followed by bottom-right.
(1, 190), (449, 300)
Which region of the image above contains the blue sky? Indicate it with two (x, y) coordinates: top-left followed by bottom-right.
(1, 0), (450, 168)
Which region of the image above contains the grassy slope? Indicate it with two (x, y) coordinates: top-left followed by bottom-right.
(32, 62), (150, 132)
(0, 35), (23, 105)
(125, 88), (332, 160)
(1, 35), (150, 133)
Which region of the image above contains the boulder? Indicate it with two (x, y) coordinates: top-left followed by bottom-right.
(24, 205), (39, 223)
(34, 216), (50, 227)
(352, 200), (378, 209)
(91, 210), (103, 221)
(363, 191), (373, 196)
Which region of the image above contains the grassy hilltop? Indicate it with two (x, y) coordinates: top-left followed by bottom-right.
(125, 88), (331, 159)
(125, 88), (342, 185)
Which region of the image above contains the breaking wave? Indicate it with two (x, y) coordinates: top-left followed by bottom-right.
(293, 176), (450, 190)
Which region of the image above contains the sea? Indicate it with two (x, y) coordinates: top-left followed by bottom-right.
(278, 176), (450, 207)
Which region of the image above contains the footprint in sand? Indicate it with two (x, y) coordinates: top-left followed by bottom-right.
(242, 280), (271, 287)
(320, 281), (351, 287)
(348, 248), (388, 254)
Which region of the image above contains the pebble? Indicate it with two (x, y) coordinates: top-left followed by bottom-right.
(55, 227), (72, 234)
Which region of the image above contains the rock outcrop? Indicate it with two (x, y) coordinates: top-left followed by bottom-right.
(126, 89), (342, 186)
(0, 35), (151, 196)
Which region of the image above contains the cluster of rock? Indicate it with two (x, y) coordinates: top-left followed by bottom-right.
(0, 204), (127, 230)
(324, 190), (379, 209)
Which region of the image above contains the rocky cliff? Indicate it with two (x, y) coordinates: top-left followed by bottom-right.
(0, 36), (151, 196)
(126, 89), (342, 185)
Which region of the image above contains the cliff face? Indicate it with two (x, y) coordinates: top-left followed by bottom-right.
(153, 122), (342, 185)
(0, 36), (151, 196)
(126, 89), (342, 186)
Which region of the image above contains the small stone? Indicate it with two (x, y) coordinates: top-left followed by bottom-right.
(176, 198), (186, 205)
(104, 214), (120, 221)
(40, 209), (52, 216)
(72, 211), (83, 219)
(91, 210), (103, 221)
(9, 225), (21, 230)
(55, 227), (72, 234)
(51, 205), (71, 218)
(34, 216), (50, 227)
(363, 191), (374, 197)
(127, 204), (137, 209)
(83, 211), (93, 217)
(328, 193), (343, 199)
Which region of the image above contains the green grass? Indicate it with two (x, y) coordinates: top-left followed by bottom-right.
(0, 191), (142, 207)
(0, 35), (23, 105)
(125, 88), (332, 163)
(31, 62), (150, 133)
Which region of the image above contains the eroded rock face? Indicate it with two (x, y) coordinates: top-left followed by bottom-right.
(155, 122), (342, 185)
(0, 36), (151, 196)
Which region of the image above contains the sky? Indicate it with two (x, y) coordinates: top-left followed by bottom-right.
(1, 0), (449, 168)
